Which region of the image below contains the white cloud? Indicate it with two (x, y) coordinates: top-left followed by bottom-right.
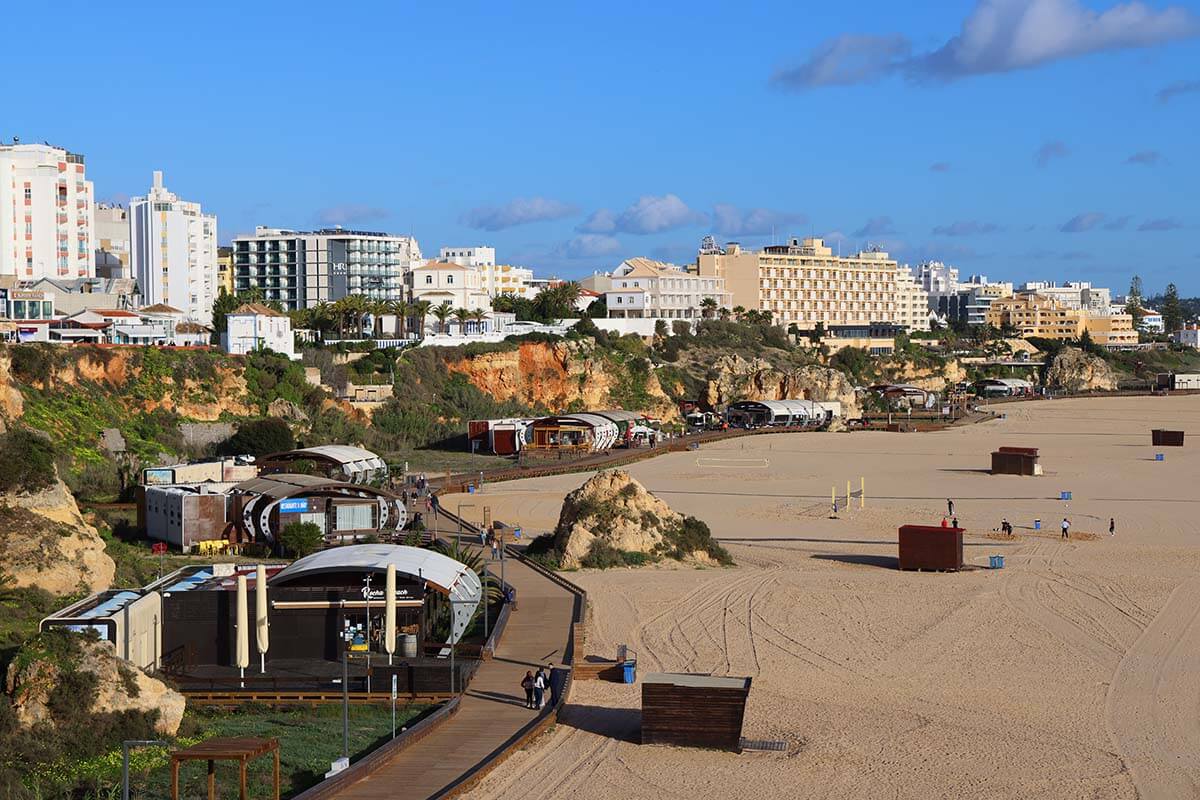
(576, 208), (616, 233)
(556, 234), (622, 259)
(711, 204), (808, 237)
(1059, 211), (1106, 232)
(853, 216), (898, 237)
(462, 197), (578, 231)
(613, 194), (706, 235)
(770, 0), (1200, 90)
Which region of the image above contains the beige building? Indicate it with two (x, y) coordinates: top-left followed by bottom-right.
(986, 293), (1137, 347)
(696, 237), (915, 330)
(94, 203), (129, 279)
(406, 261), (491, 318)
(604, 257), (729, 320)
(216, 246), (234, 296)
(895, 265), (931, 332)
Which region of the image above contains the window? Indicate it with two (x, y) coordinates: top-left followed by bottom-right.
(447, 275), (454, 285)
(425, 275), (433, 285)
(23, 187), (31, 201)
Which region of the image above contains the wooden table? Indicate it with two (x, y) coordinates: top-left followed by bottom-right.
(170, 736), (280, 800)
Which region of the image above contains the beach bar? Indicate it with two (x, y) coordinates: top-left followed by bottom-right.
(991, 446), (1042, 476)
(1151, 429), (1185, 447)
(641, 673), (752, 751)
(898, 525), (964, 571)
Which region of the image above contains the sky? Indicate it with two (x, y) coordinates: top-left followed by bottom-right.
(3, 0), (1198, 291)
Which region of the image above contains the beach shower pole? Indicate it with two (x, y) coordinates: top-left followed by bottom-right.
(342, 652), (349, 760)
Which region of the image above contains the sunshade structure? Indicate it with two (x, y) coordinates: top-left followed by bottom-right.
(725, 399), (828, 427)
(257, 445), (389, 484)
(228, 473), (406, 544)
(270, 544), (482, 649)
(529, 413), (620, 452)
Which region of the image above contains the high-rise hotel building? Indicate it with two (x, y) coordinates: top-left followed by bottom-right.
(131, 171), (218, 324)
(232, 227), (422, 311)
(696, 237), (924, 331)
(0, 141), (95, 280)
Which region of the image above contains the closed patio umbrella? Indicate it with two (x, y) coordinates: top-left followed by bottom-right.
(256, 564), (269, 673)
(385, 564), (396, 665)
(235, 574), (249, 687)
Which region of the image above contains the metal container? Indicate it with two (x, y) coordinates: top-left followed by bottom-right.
(898, 525), (964, 571)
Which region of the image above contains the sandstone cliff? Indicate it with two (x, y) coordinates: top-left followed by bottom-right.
(703, 354), (861, 418)
(0, 476), (115, 595)
(551, 470), (730, 569)
(1045, 347), (1119, 392)
(6, 632), (185, 735)
(446, 341), (678, 420)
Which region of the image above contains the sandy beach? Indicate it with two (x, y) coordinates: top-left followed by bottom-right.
(448, 395), (1200, 800)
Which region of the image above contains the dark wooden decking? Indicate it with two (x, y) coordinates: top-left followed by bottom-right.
(323, 550), (578, 799)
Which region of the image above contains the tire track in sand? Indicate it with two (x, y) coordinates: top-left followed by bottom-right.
(1107, 577), (1200, 799)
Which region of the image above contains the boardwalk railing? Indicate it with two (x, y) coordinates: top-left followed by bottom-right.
(291, 698), (460, 800)
(430, 544), (588, 799)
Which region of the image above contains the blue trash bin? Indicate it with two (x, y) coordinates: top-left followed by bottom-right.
(467, 484), (475, 494)
(1156, 453), (1165, 462)
(622, 661), (636, 684)
(1034, 519), (1041, 530)
(1060, 491), (1072, 501)
(989, 555), (1005, 569)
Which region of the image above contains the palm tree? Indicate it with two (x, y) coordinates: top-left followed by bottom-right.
(412, 300), (433, 339)
(469, 308), (488, 334)
(718, 307), (731, 321)
(388, 299), (409, 339)
(307, 302), (334, 341)
(369, 299), (390, 338)
(332, 297), (350, 339)
(430, 301), (453, 335)
(344, 295), (369, 338)
(452, 307), (472, 336)
(700, 297), (717, 319)
(733, 305), (746, 322)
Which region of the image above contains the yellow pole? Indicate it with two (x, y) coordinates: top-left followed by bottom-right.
(831, 486), (836, 512)
(846, 480), (851, 509)
(860, 476), (865, 509)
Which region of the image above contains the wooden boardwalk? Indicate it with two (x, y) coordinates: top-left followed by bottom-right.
(326, 550), (578, 799)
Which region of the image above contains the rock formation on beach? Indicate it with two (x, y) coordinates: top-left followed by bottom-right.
(550, 469), (731, 569)
(703, 354), (861, 418)
(6, 631), (186, 736)
(1045, 347), (1119, 392)
(0, 475), (115, 595)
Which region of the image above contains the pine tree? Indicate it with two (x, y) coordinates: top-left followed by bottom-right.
(1125, 275), (1145, 327)
(1162, 283), (1183, 334)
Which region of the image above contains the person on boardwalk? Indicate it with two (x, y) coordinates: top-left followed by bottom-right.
(430, 493), (441, 518)
(533, 667), (547, 709)
(1061, 517), (1070, 540)
(521, 671), (535, 709)
(947, 499), (955, 516)
(545, 664), (558, 707)
(489, 531), (500, 560)
(1110, 517), (1116, 536)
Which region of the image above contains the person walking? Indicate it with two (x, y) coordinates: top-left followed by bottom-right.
(521, 671), (535, 709)
(545, 664), (558, 707)
(490, 531), (500, 560)
(1109, 517), (1116, 536)
(1061, 517), (1070, 540)
(947, 499), (955, 516)
(533, 667), (546, 709)
(430, 493), (441, 518)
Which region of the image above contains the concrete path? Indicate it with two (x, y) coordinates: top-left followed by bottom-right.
(328, 550), (577, 799)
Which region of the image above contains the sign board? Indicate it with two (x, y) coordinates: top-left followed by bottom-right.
(10, 290), (45, 300)
(143, 468), (176, 486)
(151, 542), (168, 555)
(278, 498), (309, 513)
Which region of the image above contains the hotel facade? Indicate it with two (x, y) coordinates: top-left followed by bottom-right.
(696, 237), (925, 331)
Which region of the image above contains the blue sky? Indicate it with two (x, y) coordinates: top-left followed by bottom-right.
(4, 0), (1198, 291)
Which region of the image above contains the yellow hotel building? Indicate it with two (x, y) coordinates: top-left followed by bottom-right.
(696, 237), (916, 330)
(986, 293), (1138, 347)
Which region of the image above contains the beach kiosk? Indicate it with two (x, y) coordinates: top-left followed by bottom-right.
(990, 446), (1042, 476)
(641, 673), (752, 751)
(898, 524), (964, 571)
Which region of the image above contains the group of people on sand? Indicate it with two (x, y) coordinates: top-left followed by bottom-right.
(520, 665), (555, 710)
(938, 496), (1118, 540)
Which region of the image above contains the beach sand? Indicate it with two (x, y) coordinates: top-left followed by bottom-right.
(449, 396), (1200, 799)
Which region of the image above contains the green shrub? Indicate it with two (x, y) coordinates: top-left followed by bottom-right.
(0, 427), (58, 494)
(278, 521), (323, 557)
(219, 417), (294, 457)
(659, 516), (734, 565)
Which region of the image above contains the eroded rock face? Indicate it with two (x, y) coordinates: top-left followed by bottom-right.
(5, 634), (185, 735)
(267, 397), (310, 423)
(703, 354), (861, 418)
(0, 477), (115, 595)
(1045, 347), (1118, 392)
(552, 470), (683, 569)
(446, 340), (679, 420)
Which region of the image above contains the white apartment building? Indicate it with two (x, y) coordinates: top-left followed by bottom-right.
(223, 303), (296, 359)
(916, 261), (959, 297)
(604, 257), (729, 320)
(0, 141), (95, 280)
(697, 237), (919, 330)
(94, 203), (130, 278)
(1019, 281), (1111, 313)
(439, 246), (495, 267)
(406, 261), (491, 321)
(895, 265), (931, 331)
(130, 171), (217, 324)
(233, 227), (422, 310)
(1174, 325), (1200, 348)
